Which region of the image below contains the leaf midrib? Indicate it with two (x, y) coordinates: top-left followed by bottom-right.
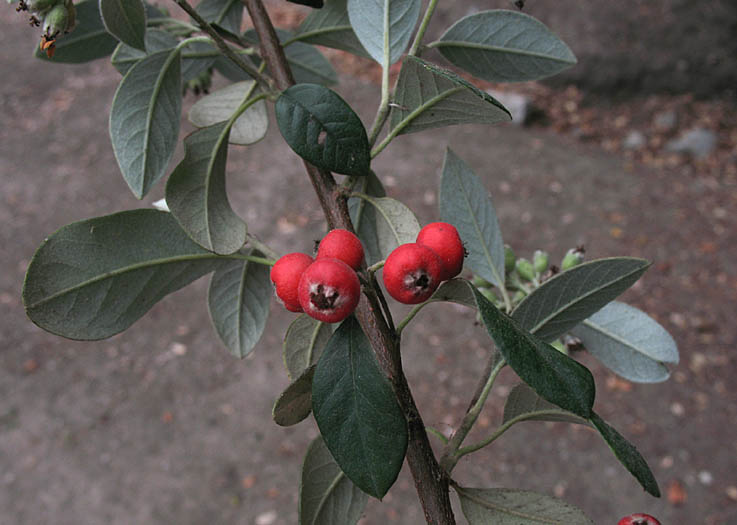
(435, 40), (576, 64)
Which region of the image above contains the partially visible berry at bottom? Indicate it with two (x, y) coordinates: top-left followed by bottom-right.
(617, 513), (661, 525)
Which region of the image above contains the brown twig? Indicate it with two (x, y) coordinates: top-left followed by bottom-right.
(240, 1), (456, 522)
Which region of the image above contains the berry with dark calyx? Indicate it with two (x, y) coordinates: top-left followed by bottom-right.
(515, 258), (535, 282)
(561, 246), (585, 270)
(504, 244), (516, 274)
(617, 513), (661, 525)
(298, 258), (360, 323)
(416, 222), (465, 281)
(270, 253), (313, 313)
(383, 243), (443, 304)
(533, 249), (549, 274)
(316, 228), (364, 271)
(42, 3), (69, 36)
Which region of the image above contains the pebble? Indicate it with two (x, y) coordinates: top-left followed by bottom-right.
(654, 109), (678, 131)
(623, 130), (646, 149)
(697, 470), (713, 485)
(255, 511), (277, 525)
(665, 127), (717, 158)
(486, 90), (534, 125)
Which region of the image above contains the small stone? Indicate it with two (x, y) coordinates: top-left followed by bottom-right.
(665, 128), (717, 158)
(697, 470), (713, 485)
(726, 486), (737, 501)
(654, 110), (678, 131)
(255, 510), (277, 525)
(487, 89), (534, 125)
(670, 402), (685, 416)
(623, 130), (646, 150)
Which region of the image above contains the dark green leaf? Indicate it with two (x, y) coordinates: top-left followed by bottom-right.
(188, 81), (268, 145)
(347, 0), (421, 65)
(35, 0), (118, 63)
(99, 0), (147, 51)
(427, 279), (477, 309)
(111, 29), (178, 75)
(273, 365), (315, 427)
(166, 123), (247, 254)
(473, 286), (595, 418)
(207, 253), (271, 358)
(244, 29), (338, 86)
(590, 412), (660, 497)
(22, 210), (226, 340)
(457, 486), (594, 524)
(571, 301), (679, 383)
(299, 436), (369, 525)
(276, 84), (370, 177)
(347, 172), (389, 264)
(213, 55), (253, 82)
(283, 315), (333, 379)
(391, 56), (511, 135)
(196, 0), (243, 35)
(512, 258), (651, 342)
(312, 317), (407, 499)
(503, 383), (590, 426)
(295, 0), (370, 59)
(110, 48), (182, 198)
(434, 10), (577, 82)
(440, 148), (505, 288)
(179, 40), (218, 83)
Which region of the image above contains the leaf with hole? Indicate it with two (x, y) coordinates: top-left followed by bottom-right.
(391, 56), (511, 135)
(283, 315), (333, 379)
(295, 0), (370, 58)
(512, 258), (651, 342)
(299, 436), (368, 525)
(276, 84), (370, 177)
(348, 195), (420, 265)
(473, 285), (595, 418)
(590, 412), (660, 497)
(165, 123), (247, 255)
(22, 210), (226, 340)
(312, 317), (407, 499)
(457, 486), (594, 524)
(99, 0), (147, 51)
(571, 301), (679, 383)
(273, 365), (315, 427)
(503, 383), (590, 426)
(433, 9), (577, 82)
(207, 253), (271, 358)
(347, 0), (421, 65)
(188, 81), (268, 145)
(110, 48), (182, 198)
(440, 148), (505, 289)
(35, 0), (118, 63)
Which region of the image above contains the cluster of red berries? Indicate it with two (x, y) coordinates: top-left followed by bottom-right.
(270, 222), (465, 323)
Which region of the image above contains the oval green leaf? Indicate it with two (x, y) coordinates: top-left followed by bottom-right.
(391, 56), (511, 135)
(273, 365), (315, 427)
(347, 0), (421, 65)
(570, 301), (679, 383)
(283, 315), (333, 379)
(512, 258), (651, 342)
(196, 0), (244, 35)
(299, 436), (369, 525)
(111, 29), (178, 75)
(34, 0), (118, 63)
(295, 0), (370, 59)
(434, 10), (577, 82)
(440, 148), (505, 288)
(503, 383), (589, 426)
(110, 48), (182, 199)
(589, 412), (660, 497)
(312, 317), (407, 499)
(457, 486), (594, 524)
(166, 123), (247, 255)
(188, 81), (268, 146)
(473, 285), (595, 418)
(207, 253), (271, 358)
(22, 210), (226, 340)
(275, 84), (370, 177)
(99, 0), (147, 51)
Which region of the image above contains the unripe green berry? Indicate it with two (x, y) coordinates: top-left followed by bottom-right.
(551, 340), (568, 355)
(561, 248), (585, 271)
(471, 275), (492, 289)
(479, 287), (498, 304)
(27, 0), (59, 14)
(504, 244), (516, 274)
(533, 250), (549, 274)
(43, 3), (69, 35)
(515, 258), (535, 282)
(512, 291), (526, 304)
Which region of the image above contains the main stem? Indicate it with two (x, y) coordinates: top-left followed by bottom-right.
(240, 1), (455, 523)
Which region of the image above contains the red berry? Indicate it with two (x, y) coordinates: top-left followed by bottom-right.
(298, 258), (361, 323)
(316, 228), (365, 270)
(416, 222), (464, 281)
(617, 513), (661, 525)
(383, 243), (443, 304)
(270, 253), (313, 312)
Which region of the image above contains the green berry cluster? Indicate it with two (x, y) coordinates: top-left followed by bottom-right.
(13, 0), (76, 58)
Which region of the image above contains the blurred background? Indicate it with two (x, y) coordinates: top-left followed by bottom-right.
(1, 1), (735, 523)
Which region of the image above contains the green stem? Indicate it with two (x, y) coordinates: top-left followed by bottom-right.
(396, 299), (431, 336)
(366, 2), (393, 147)
(367, 260), (386, 274)
(457, 409), (575, 457)
(440, 356), (505, 472)
(408, 0), (439, 57)
(227, 253), (276, 266)
(426, 426), (449, 445)
(174, 35), (213, 51)
(245, 234), (280, 261)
